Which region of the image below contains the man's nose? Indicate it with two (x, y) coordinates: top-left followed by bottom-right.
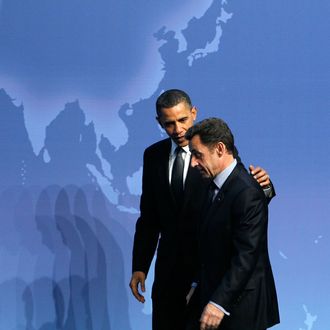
(174, 123), (183, 134)
(191, 156), (198, 167)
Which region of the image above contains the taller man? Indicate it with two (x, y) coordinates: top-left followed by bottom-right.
(129, 89), (274, 330)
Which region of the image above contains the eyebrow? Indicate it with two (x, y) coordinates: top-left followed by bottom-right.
(163, 116), (188, 125)
(191, 149), (201, 156)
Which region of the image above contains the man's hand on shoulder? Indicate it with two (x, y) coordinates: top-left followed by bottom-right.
(249, 165), (271, 188)
(129, 271), (146, 303)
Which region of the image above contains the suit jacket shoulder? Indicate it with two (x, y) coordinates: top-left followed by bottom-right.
(144, 138), (171, 158)
(220, 164), (266, 203)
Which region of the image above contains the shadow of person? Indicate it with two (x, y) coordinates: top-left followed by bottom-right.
(55, 187), (92, 330)
(23, 277), (58, 330)
(35, 186), (70, 329)
(0, 278), (28, 329)
(90, 188), (142, 330)
(73, 188), (111, 330)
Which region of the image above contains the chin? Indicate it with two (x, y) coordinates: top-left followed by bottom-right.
(176, 139), (188, 147)
(198, 169), (209, 178)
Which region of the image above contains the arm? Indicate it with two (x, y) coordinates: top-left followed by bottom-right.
(129, 149), (160, 302)
(249, 165), (276, 203)
(234, 146), (275, 202)
(210, 187), (267, 310)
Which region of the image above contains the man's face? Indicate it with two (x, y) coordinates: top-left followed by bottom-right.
(189, 135), (221, 178)
(157, 101), (197, 147)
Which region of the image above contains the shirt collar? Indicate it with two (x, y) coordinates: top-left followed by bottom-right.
(213, 158), (237, 190)
(170, 139), (190, 156)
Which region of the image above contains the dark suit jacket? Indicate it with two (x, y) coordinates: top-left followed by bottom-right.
(132, 138), (209, 299)
(197, 164), (279, 330)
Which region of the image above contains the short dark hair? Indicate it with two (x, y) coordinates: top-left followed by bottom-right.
(185, 117), (235, 154)
(156, 89), (192, 116)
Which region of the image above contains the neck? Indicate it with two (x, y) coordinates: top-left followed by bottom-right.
(217, 154), (235, 175)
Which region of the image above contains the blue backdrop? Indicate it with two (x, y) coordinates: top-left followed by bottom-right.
(0, 1), (329, 329)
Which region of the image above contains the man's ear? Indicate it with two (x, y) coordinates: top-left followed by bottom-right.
(216, 142), (225, 157)
(191, 106), (197, 121)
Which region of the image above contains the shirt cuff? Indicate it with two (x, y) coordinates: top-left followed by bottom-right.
(209, 301), (230, 316)
(263, 185), (273, 198)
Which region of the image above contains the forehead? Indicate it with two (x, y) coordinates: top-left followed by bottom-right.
(190, 135), (215, 153)
(158, 101), (192, 121)
(190, 135), (204, 150)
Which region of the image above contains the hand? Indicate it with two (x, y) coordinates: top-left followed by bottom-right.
(186, 286), (196, 305)
(200, 303), (224, 330)
(249, 165), (271, 187)
(129, 271), (146, 303)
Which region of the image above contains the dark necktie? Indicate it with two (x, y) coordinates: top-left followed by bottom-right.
(205, 181), (218, 211)
(171, 147), (185, 203)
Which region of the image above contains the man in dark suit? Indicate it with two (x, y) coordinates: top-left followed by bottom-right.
(185, 117), (280, 330)
(129, 90), (275, 330)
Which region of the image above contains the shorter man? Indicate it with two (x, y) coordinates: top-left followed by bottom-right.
(185, 118), (279, 330)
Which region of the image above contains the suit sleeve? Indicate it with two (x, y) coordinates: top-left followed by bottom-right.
(210, 187), (268, 311)
(235, 152), (276, 204)
(132, 149), (160, 276)
(263, 181), (276, 204)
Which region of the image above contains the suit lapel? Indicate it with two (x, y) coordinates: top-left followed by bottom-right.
(202, 165), (240, 223)
(181, 165), (198, 209)
(157, 139), (177, 207)
(216, 165), (240, 198)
